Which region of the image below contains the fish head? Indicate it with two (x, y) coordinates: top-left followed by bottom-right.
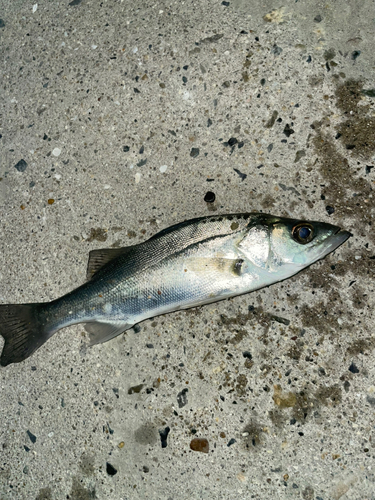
(238, 215), (350, 278)
(267, 217), (350, 274)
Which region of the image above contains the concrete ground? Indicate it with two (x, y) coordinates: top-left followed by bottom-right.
(0, 0), (374, 498)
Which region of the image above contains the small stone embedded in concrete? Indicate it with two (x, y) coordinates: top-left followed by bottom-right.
(228, 137), (237, 147)
(227, 438), (236, 447)
(128, 383), (144, 394)
(159, 165), (168, 173)
(69, 0), (82, 5)
(136, 159), (147, 167)
(365, 165), (374, 174)
(351, 50), (361, 60)
(177, 388), (188, 408)
(0, 19), (5, 28)
(349, 362), (359, 374)
(283, 124), (294, 137)
(27, 430), (36, 443)
(159, 426), (170, 448)
(106, 462), (117, 476)
(314, 14), (322, 22)
(233, 168), (247, 181)
(190, 148), (199, 158)
(190, 437), (209, 453)
(326, 205), (335, 215)
(123, 145), (130, 152)
(52, 148), (61, 157)
(14, 159), (27, 172)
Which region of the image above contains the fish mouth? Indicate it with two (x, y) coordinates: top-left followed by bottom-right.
(320, 227), (351, 258)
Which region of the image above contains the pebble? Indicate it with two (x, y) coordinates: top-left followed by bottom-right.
(14, 159), (27, 172)
(106, 462), (117, 476)
(135, 173), (141, 184)
(32, 4), (38, 13)
(190, 437), (209, 453)
(204, 191), (215, 203)
(27, 430), (36, 443)
(326, 205), (335, 215)
(52, 148), (61, 157)
(0, 19), (5, 28)
(190, 148), (199, 158)
(159, 165), (168, 173)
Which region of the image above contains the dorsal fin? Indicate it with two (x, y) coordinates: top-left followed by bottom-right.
(86, 246), (135, 280)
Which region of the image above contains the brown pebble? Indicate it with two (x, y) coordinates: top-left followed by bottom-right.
(48, 199), (54, 205)
(190, 438), (209, 453)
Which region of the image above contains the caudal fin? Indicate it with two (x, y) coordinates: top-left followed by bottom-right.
(0, 304), (49, 366)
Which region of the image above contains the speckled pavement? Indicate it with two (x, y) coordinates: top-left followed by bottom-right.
(0, 1), (374, 499)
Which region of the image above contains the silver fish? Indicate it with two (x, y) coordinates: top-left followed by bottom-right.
(0, 213), (350, 366)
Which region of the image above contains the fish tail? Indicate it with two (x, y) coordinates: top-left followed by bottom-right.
(0, 304), (51, 366)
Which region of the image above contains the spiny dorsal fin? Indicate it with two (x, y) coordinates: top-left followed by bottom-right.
(86, 246), (135, 280)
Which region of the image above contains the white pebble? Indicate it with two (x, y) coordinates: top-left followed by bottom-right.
(91, 44), (97, 50)
(52, 148), (61, 157)
(103, 184), (111, 189)
(355, 255), (361, 260)
(159, 165), (168, 173)
(54, 174), (61, 180)
(33, 4), (38, 13)
(133, 47), (138, 53)
(135, 172), (141, 184)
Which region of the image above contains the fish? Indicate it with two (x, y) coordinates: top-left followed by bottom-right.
(0, 213), (350, 366)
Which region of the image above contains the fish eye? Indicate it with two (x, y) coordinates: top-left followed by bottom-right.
(292, 223), (314, 244)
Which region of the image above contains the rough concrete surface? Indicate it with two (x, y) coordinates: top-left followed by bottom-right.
(0, 0), (374, 499)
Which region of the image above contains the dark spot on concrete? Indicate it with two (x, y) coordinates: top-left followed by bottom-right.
(351, 50), (361, 60)
(68, 477), (96, 499)
(80, 453), (95, 476)
(315, 384), (342, 406)
(204, 191), (215, 203)
(134, 423), (158, 445)
(323, 48), (336, 61)
(302, 486), (314, 500)
(35, 487), (53, 500)
(347, 338), (375, 356)
(294, 150), (306, 162)
(283, 124), (294, 137)
(87, 228), (107, 242)
(27, 430), (36, 444)
(242, 420), (264, 449)
(235, 374), (248, 397)
(190, 147), (200, 158)
(314, 14), (322, 22)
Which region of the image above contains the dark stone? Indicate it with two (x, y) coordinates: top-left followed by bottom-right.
(366, 166), (374, 174)
(237, 141), (244, 148)
(349, 362), (359, 374)
(272, 45), (283, 56)
(14, 159), (27, 172)
(306, 55), (312, 63)
(228, 137), (237, 146)
(123, 146), (130, 152)
(24, 445), (30, 452)
(267, 143), (273, 152)
(242, 351), (252, 359)
(233, 168), (247, 181)
(139, 145), (144, 154)
(106, 462), (117, 476)
(361, 89), (375, 97)
(136, 159), (147, 167)
(69, 0), (82, 5)
(326, 205), (335, 215)
(142, 466), (149, 473)
(190, 148), (199, 158)
(27, 430), (36, 444)
(207, 118), (212, 127)
(182, 76), (187, 83)
(260, 78), (266, 85)
(0, 19), (5, 28)
(351, 50), (361, 60)
(204, 191), (215, 203)
(177, 388), (189, 408)
(222, 1), (230, 5)
(146, 343), (154, 348)
(134, 88), (140, 93)
(227, 438), (236, 447)
(159, 426), (170, 448)
(314, 14), (322, 22)
(128, 384), (144, 394)
(283, 124), (294, 137)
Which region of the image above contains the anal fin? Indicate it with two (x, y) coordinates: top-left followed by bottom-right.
(85, 321), (132, 346)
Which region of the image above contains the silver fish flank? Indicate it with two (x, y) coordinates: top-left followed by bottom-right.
(0, 213), (350, 366)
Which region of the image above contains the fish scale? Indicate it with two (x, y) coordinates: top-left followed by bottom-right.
(0, 213), (350, 366)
